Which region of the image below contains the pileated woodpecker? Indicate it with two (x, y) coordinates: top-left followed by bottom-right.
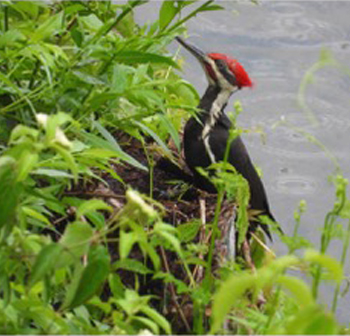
(176, 36), (276, 240)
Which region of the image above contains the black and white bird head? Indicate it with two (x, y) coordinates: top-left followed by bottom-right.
(176, 36), (253, 93)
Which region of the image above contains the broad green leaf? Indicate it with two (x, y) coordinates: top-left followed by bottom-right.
(211, 273), (255, 334)
(79, 13), (104, 32)
(114, 51), (179, 68)
(63, 256), (110, 309)
(70, 26), (84, 47)
(16, 151), (38, 182)
(113, 259), (152, 275)
(119, 230), (137, 260)
(76, 199), (112, 219)
(176, 221), (201, 242)
(31, 12), (63, 43)
(29, 243), (63, 287)
(111, 64), (128, 93)
(159, 1), (179, 31)
(58, 222), (94, 267)
(72, 262), (109, 309)
(108, 273), (124, 299)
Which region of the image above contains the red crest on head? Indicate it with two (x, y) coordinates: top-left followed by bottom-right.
(208, 53), (253, 88)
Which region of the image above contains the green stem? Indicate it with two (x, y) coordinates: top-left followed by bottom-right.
(4, 5), (8, 32)
(331, 219), (350, 313)
(158, 0), (214, 38)
(28, 60), (40, 90)
(312, 186), (346, 298)
(140, 138), (154, 199)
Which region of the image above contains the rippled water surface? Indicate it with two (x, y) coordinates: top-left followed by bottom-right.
(135, 1), (350, 322)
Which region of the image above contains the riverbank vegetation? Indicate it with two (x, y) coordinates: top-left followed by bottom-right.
(0, 1), (349, 334)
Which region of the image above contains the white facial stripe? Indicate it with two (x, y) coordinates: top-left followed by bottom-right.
(202, 89), (233, 164)
(200, 57), (238, 165)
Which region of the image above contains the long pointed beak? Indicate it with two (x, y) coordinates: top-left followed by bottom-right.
(175, 36), (207, 64)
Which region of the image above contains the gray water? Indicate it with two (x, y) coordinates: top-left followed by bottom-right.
(134, 0), (350, 324)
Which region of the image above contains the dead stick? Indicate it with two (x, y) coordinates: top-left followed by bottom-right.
(160, 247), (191, 332)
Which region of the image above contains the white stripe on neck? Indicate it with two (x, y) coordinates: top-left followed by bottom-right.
(200, 58), (238, 164)
(202, 89), (232, 164)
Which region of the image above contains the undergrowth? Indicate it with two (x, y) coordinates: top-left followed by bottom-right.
(0, 1), (349, 334)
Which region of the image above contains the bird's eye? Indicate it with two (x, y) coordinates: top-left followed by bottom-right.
(215, 59), (237, 85)
(215, 59), (227, 70)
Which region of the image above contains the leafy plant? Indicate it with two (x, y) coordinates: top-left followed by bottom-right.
(0, 1), (349, 335)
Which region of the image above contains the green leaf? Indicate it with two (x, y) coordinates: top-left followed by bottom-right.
(176, 221), (201, 242)
(0, 72), (21, 94)
(21, 206), (50, 226)
(304, 249), (343, 283)
(199, 4), (224, 12)
(10, 1), (39, 18)
(32, 168), (74, 179)
(119, 231), (138, 260)
(284, 305), (339, 335)
(31, 12), (63, 43)
(79, 13), (104, 32)
(64, 4), (85, 15)
(58, 222), (94, 267)
(114, 51), (179, 69)
(211, 273), (255, 334)
(159, 1), (179, 31)
(16, 151), (39, 182)
(140, 306), (172, 335)
(29, 243), (63, 287)
(134, 120), (173, 158)
(89, 122), (147, 171)
(0, 274), (11, 307)
(51, 144), (78, 182)
(111, 64), (128, 93)
(113, 259), (152, 275)
(0, 156), (21, 231)
(72, 71), (106, 85)
(132, 316), (159, 335)
(76, 199), (112, 219)
(158, 114), (181, 152)
(276, 275), (314, 307)
(0, 29), (26, 47)
(63, 255), (110, 309)
(155, 229), (182, 256)
(108, 273), (124, 299)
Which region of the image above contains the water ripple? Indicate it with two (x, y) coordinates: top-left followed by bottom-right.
(274, 175), (317, 195)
